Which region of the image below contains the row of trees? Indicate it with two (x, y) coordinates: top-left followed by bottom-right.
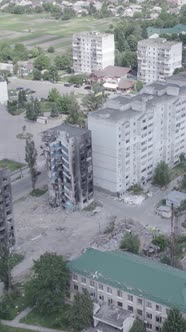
(0, 248), (93, 331)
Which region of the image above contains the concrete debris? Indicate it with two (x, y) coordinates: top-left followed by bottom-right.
(122, 194), (145, 206)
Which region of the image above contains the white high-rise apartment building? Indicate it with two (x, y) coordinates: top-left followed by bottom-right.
(0, 76), (8, 104)
(88, 81), (186, 196)
(137, 38), (182, 84)
(73, 31), (115, 74)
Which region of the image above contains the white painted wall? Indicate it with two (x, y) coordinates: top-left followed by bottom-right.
(0, 81), (8, 104)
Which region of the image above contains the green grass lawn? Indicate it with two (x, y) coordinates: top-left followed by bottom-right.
(0, 159), (25, 172)
(0, 325), (40, 332)
(21, 305), (70, 330)
(0, 288), (27, 320)
(170, 163), (186, 180)
(0, 13), (115, 53)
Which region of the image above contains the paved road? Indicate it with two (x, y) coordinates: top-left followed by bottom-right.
(12, 170), (48, 202)
(9, 77), (88, 99)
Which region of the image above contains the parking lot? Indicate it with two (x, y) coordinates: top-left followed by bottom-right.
(8, 77), (89, 100)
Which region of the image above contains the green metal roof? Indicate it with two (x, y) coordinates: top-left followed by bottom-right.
(68, 249), (186, 312)
(147, 24), (186, 37)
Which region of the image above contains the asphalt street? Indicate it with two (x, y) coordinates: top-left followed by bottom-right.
(9, 77), (88, 99)
(12, 170), (48, 202)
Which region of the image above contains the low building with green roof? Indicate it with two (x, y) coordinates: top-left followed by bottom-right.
(68, 248), (186, 331)
(147, 24), (186, 37)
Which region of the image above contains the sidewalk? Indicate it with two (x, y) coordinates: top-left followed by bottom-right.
(1, 307), (66, 332)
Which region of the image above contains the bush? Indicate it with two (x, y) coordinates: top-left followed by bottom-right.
(120, 233), (140, 254)
(153, 161), (170, 187)
(128, 184), (143, 194)
(47, 46), (55, 53)
(160, 255), (171, 265)
(152, 234), (169, 251)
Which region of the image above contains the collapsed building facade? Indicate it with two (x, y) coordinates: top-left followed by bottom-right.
(0, 168), (15, 247)
(43, 124), (94, 210)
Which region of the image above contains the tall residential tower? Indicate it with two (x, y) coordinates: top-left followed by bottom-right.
(73, 31), (115, 74)
(137, 38), (182, 84)
(0, 168), (15, 247)
(45, 124), (94, 210)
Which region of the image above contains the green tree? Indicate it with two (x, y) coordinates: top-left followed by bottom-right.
(68, 74), (86, 85)
(65, 97), (85, 126)
(162, 308), (186, 332)
(120, 233), (140, 254)
(34, 55), (51, 71)
(153, 161), (170, 187)
(48, 66), (59, 82)
(130, 319), (145, 332)
(47, 46), (55, 53)
(68, 291), (93, 331)
(25, 138), (38, 191)
(82, 91), (105, 112)
(18, 90), (27, 108)
(14, 43), (28, 61)
(135, 81), (143, 92)
(33, 68), (42, 81)
(54, 55), (72, 70)
(152, 234), (169, 251)
(25, 252), (70, 314)
(25, 97), (42, 121)
(50, 103), (59, 117)
(48, 88), (61, 102)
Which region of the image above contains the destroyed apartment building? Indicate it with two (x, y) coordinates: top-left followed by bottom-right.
(0, 168), (15, 247)
(43, 124), (94, 210)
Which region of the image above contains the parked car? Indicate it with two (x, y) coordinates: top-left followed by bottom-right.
(84, 85), (91, 90)
(64, 82), (72, 87)
(16, 87), (24, 90)
(74, 84), (80, 88)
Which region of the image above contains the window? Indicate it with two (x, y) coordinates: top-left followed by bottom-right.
(82, 287), (87, 293)
(90, 280), (95, 288)
(128, 305), (133, 312)
(72, 274), (78, 281)
(138, 298), (143, 305)
(98, 283), (104, 291)
(108, 298), (113, 305)
(99, 295), (104, 301)
(74, 284), (78, 290)
(117, 290), (122, 298)
(81, 277), (86, 284)
(155, 327), (161, 331)
(146, 313), (152, 319)
(156, 316), (162, 323)
(128, 294), (133, 302)
(90, 292), (95, 298)
(137, 309), (142, 316)
(107, 287), (112, 294)
(117, 302), (123, 308)
(156, 305), (161, 312)
(146, 323), (152, 330)
(147, 301), (152, 309)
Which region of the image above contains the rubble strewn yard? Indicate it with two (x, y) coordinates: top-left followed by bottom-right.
(12, 184), (186, 281)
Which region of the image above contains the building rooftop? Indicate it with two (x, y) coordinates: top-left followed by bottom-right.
(92, 66), (131, 79)
(68, 248), (186, 312)
(89, 107), (138, 123)
(42, 124), (89, 143)
(73, 31), (114, 38)
(94, 304), (131, 328)
(167, 71), (186, 84)
(138, 37), (182, 48)
(147, 24), (186, 37)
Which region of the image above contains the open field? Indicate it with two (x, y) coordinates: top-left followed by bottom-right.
(0, 13), (115, 54)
